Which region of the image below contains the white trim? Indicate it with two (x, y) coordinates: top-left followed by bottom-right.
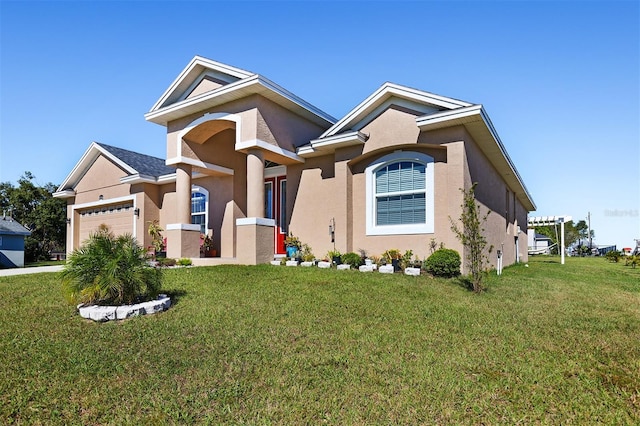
(71, 195), (138, 240)
(365, 151), (434, 235)
(264, 165), (287, 178)
(149, 56), (254, 112)
(145, 73), (335, 127)
(416, 105), (535, 211)
(236, 217), (276, 227)
(235, 138), (304, 163)
(166, 156), (234, 176)
(191, 185), (209, 232)
(321, 82), (471, 138)
(53, 189), (75, 199)
(166, 223), (201, 231)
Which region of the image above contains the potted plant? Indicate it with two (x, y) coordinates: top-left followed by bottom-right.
(201, 234), (216, 257)
(382, 249), (402, 272)
(327, 249), (342, 266)
(147, 220), (165, 258)
(284, 233), (302, 258)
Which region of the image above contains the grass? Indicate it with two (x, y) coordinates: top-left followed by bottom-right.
(0, 256), (638, 424)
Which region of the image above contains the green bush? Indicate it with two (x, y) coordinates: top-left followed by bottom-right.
(605, 250), (622, 263)
(158, 257), (177, 267)
(61, 228), (162, 305)
(341, 252), (363, 269)
(177, 258), (193, 266)
(424, 248), (461, 278)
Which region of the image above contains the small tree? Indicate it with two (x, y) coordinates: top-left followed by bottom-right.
(61, 226), (162, 305)
(450, 183), (493, 292)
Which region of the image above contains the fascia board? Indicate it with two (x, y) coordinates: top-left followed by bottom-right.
(310, 131), (367, 150)
(417, 106), (536, 211)
(53, 189), (76, 199)
(146, 74), (335, 128)
(321, 83), (473, 138)
(120, 174), (158, 184)
(56, 142), (138, 192)
(149, 56), (254, 113)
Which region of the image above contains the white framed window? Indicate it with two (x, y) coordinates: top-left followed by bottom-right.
(191, 186), (209, 234)
(365, 151), (434, 235)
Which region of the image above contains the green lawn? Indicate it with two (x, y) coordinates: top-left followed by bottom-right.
(1, 257), (638, 424)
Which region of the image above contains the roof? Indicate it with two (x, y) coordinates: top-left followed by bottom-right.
(145, 55), (336, 128)
(54, 142), (176, 198)
(98, 143), (175, 177)
(0, 217), (31, 236)
(298, 82), (536, 211)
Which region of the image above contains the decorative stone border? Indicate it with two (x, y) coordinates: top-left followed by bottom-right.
(78, 294), (171, 322)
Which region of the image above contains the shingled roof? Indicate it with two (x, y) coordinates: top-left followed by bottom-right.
(0, 216), (31, 236)
(97, 143), (175, 178)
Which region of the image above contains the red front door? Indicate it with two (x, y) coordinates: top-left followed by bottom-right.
(265, 175), (287, 255)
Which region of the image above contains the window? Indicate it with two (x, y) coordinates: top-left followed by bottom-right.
(366, 151), (434, 235)
(191, 186), (209, 234)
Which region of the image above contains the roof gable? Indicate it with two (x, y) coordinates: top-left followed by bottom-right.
(149, 56), (254, 112)
(145, 56), (335, 128)
(320, 82), (472, 138)
(54, 142), (175, 197)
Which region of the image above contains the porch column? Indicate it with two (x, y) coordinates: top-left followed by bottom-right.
(236, 148), (274, 265)
(166, 162), (200, 259)
(176, 163), (192, 224)
(246, 149), (264, 218)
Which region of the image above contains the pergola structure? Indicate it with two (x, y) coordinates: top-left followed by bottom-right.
(528, 215), (573, 264)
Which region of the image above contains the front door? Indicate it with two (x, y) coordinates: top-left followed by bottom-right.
(265, 175), (287, 255)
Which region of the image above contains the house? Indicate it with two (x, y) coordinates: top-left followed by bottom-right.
(0, 214), (31, 268)
(527, 230), (553, 254)
(55, 56), (535, 271)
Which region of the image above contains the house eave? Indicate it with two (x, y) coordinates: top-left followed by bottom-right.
(53, 189), (76, 199)
(298, 131), (368, 157)
(145, 74), (336, 128)
(417, 105), (536, 211)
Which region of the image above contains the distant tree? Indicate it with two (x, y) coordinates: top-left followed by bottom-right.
(0, 172), (66, 262)
(534, 220), (595, 255)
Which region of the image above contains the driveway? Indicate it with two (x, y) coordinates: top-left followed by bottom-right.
(0, 265), (64, 277)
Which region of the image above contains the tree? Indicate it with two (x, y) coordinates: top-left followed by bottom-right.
(61, 226), (162, 305)
(0, 172), (66, 262)
(450, 183), (493, 292)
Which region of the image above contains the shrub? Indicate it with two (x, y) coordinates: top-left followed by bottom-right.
(341, 252), (363, 269)
(177, 258), (193, 266)
(61, 228), (162, 305)
(605, 250), (622, 263)
(158, 257), (177, 267)
(425, 248), (461, 278)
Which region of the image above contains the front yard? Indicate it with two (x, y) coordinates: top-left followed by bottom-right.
(1, 256), (638, 424)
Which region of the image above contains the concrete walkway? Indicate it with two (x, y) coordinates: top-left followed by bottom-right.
(0, 265), (64, 277)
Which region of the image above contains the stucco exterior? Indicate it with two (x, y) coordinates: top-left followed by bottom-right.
(55, 56), (535, 273)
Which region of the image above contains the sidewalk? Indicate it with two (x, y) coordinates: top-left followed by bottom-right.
(0, 265), (64, 277)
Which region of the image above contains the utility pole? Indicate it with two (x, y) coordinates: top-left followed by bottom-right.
(588, 212), (592, 250)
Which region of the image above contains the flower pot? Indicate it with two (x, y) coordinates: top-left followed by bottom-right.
(391, 259), (400, 272)
(204, 249), (217, 258)
(332, 256), (342, 265)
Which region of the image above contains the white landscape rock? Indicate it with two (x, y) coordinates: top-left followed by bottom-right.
(286, 260), (299, 266)
(359, 265), (374, 272)
(300, 261), (314, 267)
(404, 267), (421, 276)
(337, 264), (350, 270)
(270, 260), (281, 266)
(379, 265), (394, 274)
(317, 261), (331, 269)
(78, 294), (171, 322)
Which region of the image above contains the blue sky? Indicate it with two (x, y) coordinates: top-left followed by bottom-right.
(1, 0), (638, 248)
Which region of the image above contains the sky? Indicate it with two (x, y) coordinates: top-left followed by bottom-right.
(1, 0), (638, 249)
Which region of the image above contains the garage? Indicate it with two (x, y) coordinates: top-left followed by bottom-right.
(77, 203), (135, 245)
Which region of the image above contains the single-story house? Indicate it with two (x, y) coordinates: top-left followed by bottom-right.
(55, 56), (535, 272)
(0, 215), (31, 268)
(527, 230), (553, 254)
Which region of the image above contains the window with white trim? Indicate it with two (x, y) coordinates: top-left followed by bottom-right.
(191, 186), (209, 234)
(366, 151), (434, 235)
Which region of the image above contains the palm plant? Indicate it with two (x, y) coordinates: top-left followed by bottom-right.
(61, 227), (162, 305)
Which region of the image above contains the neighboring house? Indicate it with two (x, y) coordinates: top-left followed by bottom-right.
(0, 215), (31, 268)
(55, 56), (535, 272)
(527, 230), (552, 253)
